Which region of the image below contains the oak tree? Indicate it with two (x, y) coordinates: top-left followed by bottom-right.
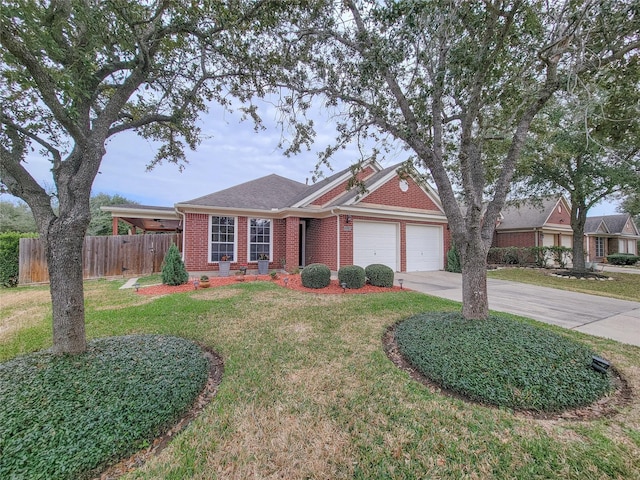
(0, 0), (275, 353)
(278, 0), (640, 318)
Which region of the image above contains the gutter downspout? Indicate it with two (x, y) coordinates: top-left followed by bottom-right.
(331, 209), (340, 271)
(176, 208), (186, 262)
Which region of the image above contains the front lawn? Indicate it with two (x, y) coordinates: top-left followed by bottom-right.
(1, 278), (639, 479)
(487, 268), (640, 302)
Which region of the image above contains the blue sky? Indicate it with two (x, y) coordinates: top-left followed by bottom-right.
(2, 99), (621, 216)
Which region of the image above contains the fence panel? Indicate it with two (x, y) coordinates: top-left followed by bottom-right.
(19, 234), (179, 284)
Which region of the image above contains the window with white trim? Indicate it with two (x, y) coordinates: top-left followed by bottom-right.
(210, 216), (235, 262)
(249, 218), (271, 261)
(595, 237), (605, 258)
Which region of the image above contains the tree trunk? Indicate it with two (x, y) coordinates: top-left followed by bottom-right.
(46, 222), (87, 354)
(458, 239), (490, 319)
(570, 202), (588, 271)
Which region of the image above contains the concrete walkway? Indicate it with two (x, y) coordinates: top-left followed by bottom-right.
(399, 271), (640, 347)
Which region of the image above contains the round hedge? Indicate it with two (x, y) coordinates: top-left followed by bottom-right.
(338, 265), (366, 289)
(395, 313), (613, 412)
(0, 335), (209, 480)
(365, 264), (394, 288)
(301, 263), (331, 289)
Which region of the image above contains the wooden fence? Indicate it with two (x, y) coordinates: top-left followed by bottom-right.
(19, 234), (181, 284)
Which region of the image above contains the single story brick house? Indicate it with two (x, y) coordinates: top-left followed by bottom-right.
(492, 196), (573, 250)
(106, 161), (451, 273)
(584, 214), (639, 261)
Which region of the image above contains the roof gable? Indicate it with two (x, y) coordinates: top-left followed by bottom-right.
(586, 214), (640, 237)
(496, 196), (570, 230)
(330, 163), (443, 212)
(290, 161), (381, 208)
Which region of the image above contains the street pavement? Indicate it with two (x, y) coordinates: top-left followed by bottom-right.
(399, 270), (640, 347)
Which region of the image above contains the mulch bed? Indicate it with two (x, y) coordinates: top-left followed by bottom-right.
(136, 274), (405, 295)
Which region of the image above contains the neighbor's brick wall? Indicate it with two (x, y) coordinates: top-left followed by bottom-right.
(360, 176), (440, 211)
(492, 231), (536, 248)
(310, 166), (375, 206)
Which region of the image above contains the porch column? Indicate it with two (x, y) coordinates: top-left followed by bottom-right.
(285, 217), (299, 273)
(112, 217), (119, 235)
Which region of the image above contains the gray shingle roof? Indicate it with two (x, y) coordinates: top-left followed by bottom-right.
(584, 216), (606, 233)
(584, 214), (631, 234)
(287, 166), (358, 206)
(179, 174), (309, 210)
(496, 196), (564, 230)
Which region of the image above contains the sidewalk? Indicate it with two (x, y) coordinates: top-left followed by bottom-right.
(399, 271), (640, 347)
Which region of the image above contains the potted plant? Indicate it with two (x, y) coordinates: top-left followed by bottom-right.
(257, 253), (269, 275)
(199, 275), (210, 288)
(219, 255), (231, 277)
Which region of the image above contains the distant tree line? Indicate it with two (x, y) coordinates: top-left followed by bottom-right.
(0, 193), (135, 235)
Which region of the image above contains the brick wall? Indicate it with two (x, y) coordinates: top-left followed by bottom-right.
(305, 217), (338, 269)
(361, 176), (440, 211)
(183, 213), (209, 271)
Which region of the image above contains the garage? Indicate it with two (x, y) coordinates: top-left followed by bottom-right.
(406, 224), (443, 271)
(353, 221), (398, 271)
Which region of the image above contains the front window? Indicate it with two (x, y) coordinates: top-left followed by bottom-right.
(210, 216), (235, 262)
(595, 237), (605, 258)
(249, 218), (271, 261)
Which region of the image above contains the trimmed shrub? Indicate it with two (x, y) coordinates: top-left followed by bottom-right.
(0, 232), (38, 287)
(301, 263), (331, 289)
(338, 265), (366, 289)
(548, 246), (572, 268)
(606, 253), (640, 265)
(161, 244), (188, 286)
(446, 245), (461, 273)
(365, 263), (394, 288)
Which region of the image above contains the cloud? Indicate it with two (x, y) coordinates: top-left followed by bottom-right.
(1, 98), (620, 215)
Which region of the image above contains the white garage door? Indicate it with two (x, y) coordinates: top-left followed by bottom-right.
(406, 225), (443, 271)
(353, 221), (398, 271)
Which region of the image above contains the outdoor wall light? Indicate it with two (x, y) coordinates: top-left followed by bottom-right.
(133, 282), (140, 292)
(341, 281), (347, 293)
(398, 278), (404, 289)
(591, 355), (610, 374)
(346, 215), (352, 223)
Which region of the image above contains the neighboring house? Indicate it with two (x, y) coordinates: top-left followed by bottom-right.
(492, 196), (574, 250)
(106, 161), (450, 273)
(584, 214), (640, 262)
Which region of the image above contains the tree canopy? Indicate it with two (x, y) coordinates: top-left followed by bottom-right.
(0, 0), (278, 353)
(276, 0), (640, 318)
(0, 200), (37, 233)
(516, 56), (640, 268)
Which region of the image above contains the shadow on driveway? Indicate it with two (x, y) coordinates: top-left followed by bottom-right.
(399, 271), (640, 347)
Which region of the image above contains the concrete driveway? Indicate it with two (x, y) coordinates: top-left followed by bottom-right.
(399, 271), (640, 347)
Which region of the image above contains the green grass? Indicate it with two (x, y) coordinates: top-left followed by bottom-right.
(488, 268), (640, 302)
(395, 312), (613, 411)
(0, 335), (208, 480)
(1, 277), (640, 479)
